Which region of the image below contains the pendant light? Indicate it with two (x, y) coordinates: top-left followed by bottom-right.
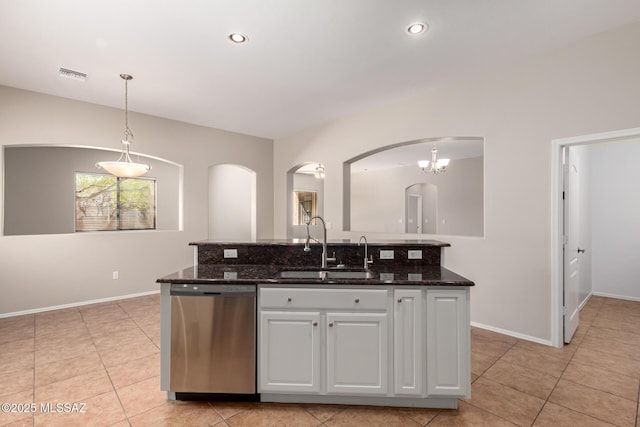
(96, 74), (151, 178)
(418, 145), (450, 174)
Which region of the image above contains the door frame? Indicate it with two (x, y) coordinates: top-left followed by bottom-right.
(406, 193), (423, 234)
(550, 127), (640, 348)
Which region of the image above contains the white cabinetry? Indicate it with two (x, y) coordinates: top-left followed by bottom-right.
(258, 285), (470, 407)
(327, 312), (388, 394)
(259, 287), (388, 396)
(260, 311), (320, 393)
(393, 289), (423, 396)
(426, 288), (470, 397)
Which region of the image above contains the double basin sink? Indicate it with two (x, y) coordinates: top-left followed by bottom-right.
(279, 268), (376, 280)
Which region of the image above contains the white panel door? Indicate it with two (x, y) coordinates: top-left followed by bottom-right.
(394, 289), (423, 395)
(259, 311), (320, 393)
(426, 289), (470, 397)
(326, 312), (388, 395)
(563, 148), (580, 343)
(406, 194), (422, 233)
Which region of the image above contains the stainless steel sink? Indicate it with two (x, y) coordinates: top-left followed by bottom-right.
(279, 269), (376, 280)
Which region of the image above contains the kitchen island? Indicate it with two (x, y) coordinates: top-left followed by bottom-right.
(157, 239), (474, 409)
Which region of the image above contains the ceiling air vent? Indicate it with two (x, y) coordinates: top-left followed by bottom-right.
(58, 67), (87, 82)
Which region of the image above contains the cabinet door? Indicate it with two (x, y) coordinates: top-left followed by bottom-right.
(326, 312), (388, 395)
(259, 311), (320, 393)
(426, 289), (470, 397)
(394, 289), (423, 395)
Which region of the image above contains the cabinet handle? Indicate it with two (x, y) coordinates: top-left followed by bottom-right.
(354, 298), (360, 303)
(328, 322), (334, 327)
(313, 322), (318, 327)
(287, 297), (292, 302)
(398, 298), (402, 303)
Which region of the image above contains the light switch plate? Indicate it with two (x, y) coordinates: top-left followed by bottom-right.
(223, 271), (238, 280)
(408, 250), (422, 259)
(379, 250), (394, 260)
(223, 249), (238, 259)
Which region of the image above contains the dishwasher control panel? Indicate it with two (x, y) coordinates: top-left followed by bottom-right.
(170, 283), (256, 296)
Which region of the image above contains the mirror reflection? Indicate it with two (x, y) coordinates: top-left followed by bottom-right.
(347, 137), (484, 237)
(288, 163), (325, 239)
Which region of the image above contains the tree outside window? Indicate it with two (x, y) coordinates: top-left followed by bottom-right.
(75, 173), (156, 231)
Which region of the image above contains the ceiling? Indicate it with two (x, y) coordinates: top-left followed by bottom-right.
(1, 1), (639, 140)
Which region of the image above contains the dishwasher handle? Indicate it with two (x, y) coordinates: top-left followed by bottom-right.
(170, 283), (256, 297)
(170, 290), (255, 297)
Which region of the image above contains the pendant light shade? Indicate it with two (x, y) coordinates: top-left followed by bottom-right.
(96, 74), (151, 178)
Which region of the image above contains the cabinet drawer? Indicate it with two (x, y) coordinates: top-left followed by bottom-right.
(260, 288), (388, 310)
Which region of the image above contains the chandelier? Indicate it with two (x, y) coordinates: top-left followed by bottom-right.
(314, 164), (325, 179)
(96, 74), (151, 178)
(417, 145), (449, 174)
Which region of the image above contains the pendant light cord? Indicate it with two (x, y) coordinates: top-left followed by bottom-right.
(121, 74), (133, 143)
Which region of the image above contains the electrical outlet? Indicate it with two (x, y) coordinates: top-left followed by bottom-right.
(223, 249), (238, 259)
(408, 250), (422, 259)
(379, 250), (394, 260)
(112, 271), (119, 280)
(379, 273), (395, 282)
(223, 272), (238, 280)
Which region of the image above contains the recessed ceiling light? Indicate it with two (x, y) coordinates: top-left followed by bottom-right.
(407, 23), (427, 35)
(229, 33), (248, 43)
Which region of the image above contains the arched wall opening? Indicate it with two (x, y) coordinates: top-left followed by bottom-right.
(208, 163), (257, 241)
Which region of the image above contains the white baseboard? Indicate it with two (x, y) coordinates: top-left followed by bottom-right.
(0, 290), (160, 318)
(592, 291), (640, 302)
(470, 321), (552, 346)
(578, 291), (593, 310)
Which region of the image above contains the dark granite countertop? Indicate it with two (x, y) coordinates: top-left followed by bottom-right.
(189, 238), (451, 247)
(157, 264), (474, 287)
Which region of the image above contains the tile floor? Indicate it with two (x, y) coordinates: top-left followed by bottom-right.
(0, 294), (638, 426)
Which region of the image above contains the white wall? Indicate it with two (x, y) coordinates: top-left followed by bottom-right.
(208, 164), (256, 241)
(0, 86), (273, 315)
(273, 22), (640, 342)
(351, 157), (483, 236)
(4, 146), (180, 235)
(590, 138), (640, 300)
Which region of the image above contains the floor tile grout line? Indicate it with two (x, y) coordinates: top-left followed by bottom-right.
(532, 302), (639, 427)
(533, 303), (594, 424)
(474, 333), (520, 377)
(458, 393), (528, 426)
(471, 301), (599, 426)
(116, 300), (161, 351)
(529, 303), (592, 427)
(77, 307), (129, 425)
(467, 335), (538, 426)
(635, 380), (640, 427)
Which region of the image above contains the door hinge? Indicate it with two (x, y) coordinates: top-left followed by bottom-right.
(562, 306), (567, 315)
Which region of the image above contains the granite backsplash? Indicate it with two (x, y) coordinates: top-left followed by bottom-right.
(191, 240), (449, 267)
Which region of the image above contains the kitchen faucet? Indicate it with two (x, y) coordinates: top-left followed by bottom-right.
(358, 235), (374, 270)
(304, 216), (336, 268)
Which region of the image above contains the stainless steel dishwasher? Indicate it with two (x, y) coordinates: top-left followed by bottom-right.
(169, 283), (256, 395)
